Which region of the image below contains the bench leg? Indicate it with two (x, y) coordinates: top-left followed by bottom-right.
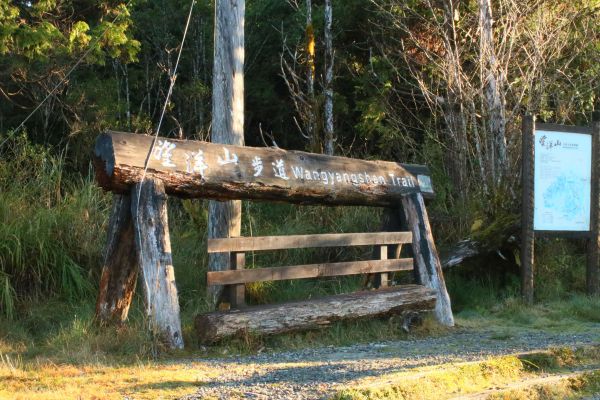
(377, 245), (388, 288)
(229, 252), (246, 308)
(132, 178), (184, 349)
(95, 194), (138, 325)
(401, 192), (454, 327)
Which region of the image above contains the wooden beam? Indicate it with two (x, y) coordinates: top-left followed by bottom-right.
(131, 178), (184, 349)
(195, 285), (436, 343)
(587, 119), (600, 296)
(94, 131), (435, 207)
(208, 231), (412, 253)
(95, 194), (139, 325)
(207, 258), (413, 285)
(401, 192), (454, 327)
(521, 115), (535, 304)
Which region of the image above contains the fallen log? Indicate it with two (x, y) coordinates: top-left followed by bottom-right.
(439, 218), (520, 269)
(195, 285), (436, 343)
(94, 131), (434, 207)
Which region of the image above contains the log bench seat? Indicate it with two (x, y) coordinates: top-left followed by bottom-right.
(195, 284), (436, 343)
(195, 231), (437, 343)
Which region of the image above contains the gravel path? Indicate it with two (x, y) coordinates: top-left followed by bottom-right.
(183, 324), (600, 400)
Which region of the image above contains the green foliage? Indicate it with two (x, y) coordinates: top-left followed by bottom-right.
(1, 1), (139, 61)
(535, 239), (587, 301)
(0, 0), (140, 144)
(0, 134), (109, 318)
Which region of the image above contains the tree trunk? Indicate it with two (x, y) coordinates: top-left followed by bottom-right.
(95, 194), (139, 325)
(401, 192), (454, 326)
(306, 0), (316, 150)
(208, 0), (245, 308)
(195, 285), (436, 343)
(441, 1), (469, 199)
(479, 0), (507, 181)
(131, 179), (184, 349)
(323, 0), (334, 155)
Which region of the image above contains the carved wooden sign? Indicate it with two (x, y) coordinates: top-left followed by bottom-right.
(94, 131), (434, 207)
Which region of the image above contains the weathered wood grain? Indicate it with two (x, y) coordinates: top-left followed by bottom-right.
(207, 258), (413, 285)
(95, 194), (139, 325)
(94, 131), (434, 206)
(229, 252), (246, 308)
(208, 231), (413, 253)
(401, 192), (454, 327)
(587, 119), (600, 296)
(521, 116), (535, 304)
(195, 285), (436, 343)
(377, 245), (389, 288)
(131, 178), (184, 349)
(208, 0), (245, 309)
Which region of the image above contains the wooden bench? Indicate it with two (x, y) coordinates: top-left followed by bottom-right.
(93, 131), (454, 349)
(196, 231), (436, 343)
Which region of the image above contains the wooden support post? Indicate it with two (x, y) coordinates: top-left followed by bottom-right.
(401, 192), (454, 326)
(229, 252), (246, 308)
(377, 245), (389, 288)
(131, 178), (184, 349)
(95, 194), (139, 325)
(521, 115), (535, 304)
(371, 207), (405, 289)
(587, 118), (600, 296)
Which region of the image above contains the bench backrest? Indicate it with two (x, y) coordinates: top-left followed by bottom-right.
(207, 231), (413, 288)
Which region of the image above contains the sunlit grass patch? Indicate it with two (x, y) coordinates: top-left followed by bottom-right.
(455, 293), (600, 334)
(334, 345), (600, 400)
(0, 360), (212, 400)
(334, 356), (526, 400)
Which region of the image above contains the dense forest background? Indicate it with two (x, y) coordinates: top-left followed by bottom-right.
(0, 0), (599, 321)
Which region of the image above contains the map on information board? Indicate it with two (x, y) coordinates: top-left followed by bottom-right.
(533, 130), (592, 231)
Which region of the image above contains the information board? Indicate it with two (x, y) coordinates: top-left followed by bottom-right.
(533, 130), (592, 231)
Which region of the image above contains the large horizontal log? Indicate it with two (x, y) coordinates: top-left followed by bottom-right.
(207, 231), (413, 252)
(94, 131), (434, 206)
(195, 285), (436, 343)
(207, 258), (414, 285)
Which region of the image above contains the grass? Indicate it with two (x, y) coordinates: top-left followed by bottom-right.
(333, 344), (600, 400)
(0, 358), (210, 400)
(334, 356), (525, 400)
(0, 135), (109, 318)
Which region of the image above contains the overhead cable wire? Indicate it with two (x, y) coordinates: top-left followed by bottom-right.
(133, 0), (196, 332)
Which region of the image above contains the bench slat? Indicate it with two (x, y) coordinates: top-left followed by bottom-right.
(207, 231), (412, 253)
(207, 258), (413, 285)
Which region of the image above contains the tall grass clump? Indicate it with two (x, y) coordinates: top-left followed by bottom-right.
(0, 133), (110, 318)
